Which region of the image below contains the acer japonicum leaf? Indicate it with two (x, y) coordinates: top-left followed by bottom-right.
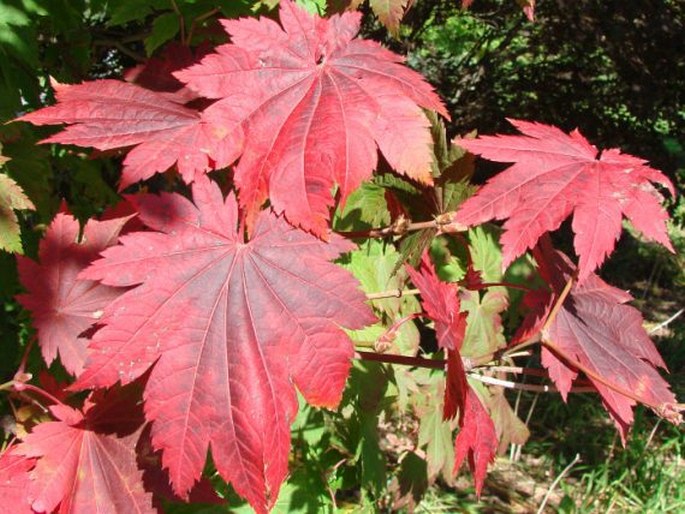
(17, 212), (129, 376)
(0, 450), (36, 514)
(15, 384), (153, 514)
(175, 0), (447, 236)
(453, 119), (675, 283)
(530, 243), (681, 439)
(18, 80), (240, 189)
(406, 254), (467, 422)
(0, 173), (35, 253)
(74, 176), (376, 513)
(453, 386), (497, 497)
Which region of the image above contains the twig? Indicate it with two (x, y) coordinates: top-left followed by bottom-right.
(336, 215), (455, 239)
(537, 453), (581, 514)
(366, 288), (420, 300)
(649, 308), (684, 334)
(354, 351), (445, 370)
(467, 374), (596, 394)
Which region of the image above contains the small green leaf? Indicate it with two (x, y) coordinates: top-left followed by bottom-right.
(333, 182), (390, 231)
(145, 12), (180, 55)
(0, 173), (35, 253)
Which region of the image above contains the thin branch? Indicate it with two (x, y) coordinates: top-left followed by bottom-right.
(366, 288), (420, 300)
(336, 214), (455, 240)
(93, 39), (146, 62)
(187, 7), (220, 43)
(467, 374), (596, 394)
(541, 275), (575, 336)
(649, 308), (684, 334)
(537, 453), (581, 514)
(542, 339), (684, 421)
(354, 351), (445, 370)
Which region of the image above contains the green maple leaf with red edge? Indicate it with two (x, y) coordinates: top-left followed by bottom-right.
(73, 177), (375, 513)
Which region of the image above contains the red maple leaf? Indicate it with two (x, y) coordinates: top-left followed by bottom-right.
(14, 385), (153, 514)
(453, 119), (674, 282)
(407, 255), (498, 494)
(73, 176), (375, 513)
(453, 386), (497, 497)
(0, 449), (35, 514)
(406, 253), (468, 421)
(18, 80), (240, 189)
(529, 245), (681, 439)
(17, 213), (129, 376)
(175, 0), (447, 235)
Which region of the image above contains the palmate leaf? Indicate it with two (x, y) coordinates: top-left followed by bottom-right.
(175, 0), (446, 236)
(17, 213), (129, 376)
(0, 450), (35, 514)
(18, 79), (241, 189)
(15, 384), (153, 514)
(453, 119), (674, 282)
(534, 247), (681, 439)
(74, 177), (375, 513)
(407, 254), (499, 495)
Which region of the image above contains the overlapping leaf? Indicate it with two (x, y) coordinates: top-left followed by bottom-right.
(0, 173), (34, 253)
(175, 0), (446, 235)
(406, 253), (467, 420)
(74, 177), (375, 513)
(17, 213), (128, 376)
(453, 386), (497, 496)
(18, 80), (240, 189)
(0, 450), (35, 514)
(15, 387), (153, 514)
(453, 119), (674, 282)
(531, 244), (681, 439)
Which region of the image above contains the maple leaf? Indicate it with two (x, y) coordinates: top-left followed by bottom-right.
(453, 119), (674, 282)
(453, 386), (497, 497)
(175, 0), (446, 235)
(15, 385), (154, 514)
(531, 243), (681, 439)
(18, 79), (240, 189)
(73, 176), (375, 512)
(17, 212), (129, 376)
(0, 173), (35, 253)
(406, 253), (467, 421)
(0, 449), (35, 514)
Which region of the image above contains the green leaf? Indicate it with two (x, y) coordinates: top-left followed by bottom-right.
(469, 225), (503, 282)
(460, 289), (508, 357)
(0, 173), (34, 253)
(342, 240), (419, 319)
(333, 182), (390, 231)
(107, 0), (169, 26)
(416, 379), (455, 483)
(145, 12), (180, 55)
(394, 452), (428, 509)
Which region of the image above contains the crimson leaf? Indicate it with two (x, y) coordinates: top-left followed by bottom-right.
(533, 245), (681, 439)
(15, 386), (153, 514)
(453, 119), (674, 282)
(74, 176), (375, 513)
(18, 80), (239, 189)
(17, 213), (129, 376)
(175, 0), (447, 235)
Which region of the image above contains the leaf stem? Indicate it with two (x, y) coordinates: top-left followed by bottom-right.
(354, 351), (445, 370)
(542, 339), (682, 422)
(366, 288), (420, 300)
(541, 275), (575, 336)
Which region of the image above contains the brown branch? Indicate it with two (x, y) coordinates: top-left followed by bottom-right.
(336, 213), (457, 239)
(354, 351), (445, 370)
